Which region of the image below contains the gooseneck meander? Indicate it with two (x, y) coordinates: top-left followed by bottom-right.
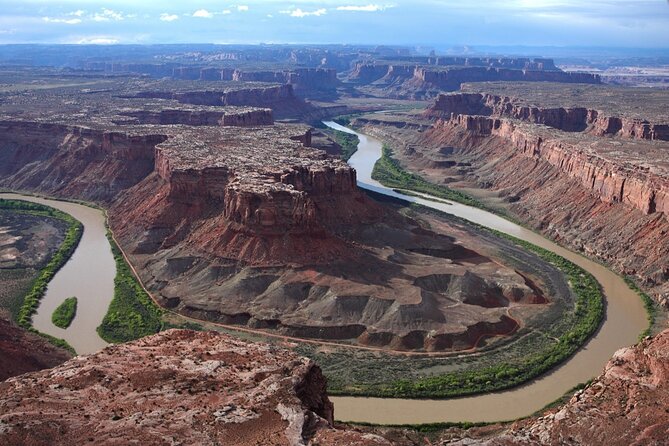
(0, 121), (647, 425)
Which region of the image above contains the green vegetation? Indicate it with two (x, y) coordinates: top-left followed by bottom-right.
(299, 195), (605, 399)
(624, 276), (657, 339)
(96, 232), (163, 343)
(369, 215), (604, 398)
(0, 198), (81, 353)
(51, 296), (77, 329)
(329, 128), (360, 161)
(372, 145), (486, 209)
(333, 115), (354, 126)
(0, 200), (83, 329)
(34, 330), (77, 355)
(160, 320), (204, 331)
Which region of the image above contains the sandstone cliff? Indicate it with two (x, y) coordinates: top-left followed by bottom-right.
(426, 91), (669, 141)
(447, 329), (669, 445)
(415, 114), (669, 300)
(0, 316), (72, 381)
(0, 121), (166, 202)
(347, 60), (599, 98)
(117, 107), (273, 127)
(0, 329), (390, 445)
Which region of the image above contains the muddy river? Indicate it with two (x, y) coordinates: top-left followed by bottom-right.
(0, 121), (649, 422)
(0, 193), (114, 355)
(323, 121), (648, 424)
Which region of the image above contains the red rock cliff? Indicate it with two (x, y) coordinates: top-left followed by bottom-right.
(0, 330), (391, 446)
(428, 115), (669, 220)
(426, 92), (669, 141)
(0, 120), (166, 202)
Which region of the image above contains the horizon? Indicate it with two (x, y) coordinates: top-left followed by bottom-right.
(1, 1), (668, 49)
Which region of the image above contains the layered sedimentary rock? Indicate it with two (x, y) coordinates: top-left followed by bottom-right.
(0, 329), (391, 446)
(0, 317), (72, 381)
(425, 116), (669, 217)
(108, 123), (555, 352)
(0, 120), (166, 202)
(0, 72), (559, 352)
(426, 87), (669, 141)
(347, 59), (599, 98)
(362, 84), (669, 301)
(134, 84), (320, 119)
(448, 328), (669, 445)
(117, 107), (273, 127)
(422, 117), (669, 298)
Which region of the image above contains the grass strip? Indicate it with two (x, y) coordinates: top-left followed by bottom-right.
(624, 276), (657, 339)
(51, 296), (77, 329)
(372, 144), (487, 209)
(96, 232), (163, 343)
(328, 128), (360, 161)
(328, 191), (604, 399)
(0, 198), (81, 353)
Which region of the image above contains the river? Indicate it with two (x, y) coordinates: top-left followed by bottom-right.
(323, 120), (648, 424)
(0, 121), (649, 422)
(0, 193), (115, 355)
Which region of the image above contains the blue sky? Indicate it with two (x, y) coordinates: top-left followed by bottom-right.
(0, 1), (667, 47)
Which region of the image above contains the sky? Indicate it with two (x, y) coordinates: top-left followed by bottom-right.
(0, 0), (667, 48)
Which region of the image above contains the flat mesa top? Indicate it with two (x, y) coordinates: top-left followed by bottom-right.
(0, 77), (274, 129)
(461, 82), (669, 123)
(158, 124), (351, 193)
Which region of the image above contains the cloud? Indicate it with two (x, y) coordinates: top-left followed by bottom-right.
(192, 9), (213, 18)
(336, 4), (391, 12)
(92, 8), (125, 22)
(160, 13), (179, 22)
(280, 8), (328, 17)
(43, 17), (82, 25)
(75, 37), (119, 44)
(221, 10), (232, 15)
(69, 10), (85, 17)
(237, 5), (249, 12)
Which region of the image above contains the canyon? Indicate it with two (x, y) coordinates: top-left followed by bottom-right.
(0, 43), (667, 445)
(0, 71), (564, 353)
(355, 83), (669, 303)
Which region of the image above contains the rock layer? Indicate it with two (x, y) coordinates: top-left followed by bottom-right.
(426, 91), (669, 141)
(0, 329), (389, 446)
(0, 317), (72, 381)
(448, 328), (669, 445)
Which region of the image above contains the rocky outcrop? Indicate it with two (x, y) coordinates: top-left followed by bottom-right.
(117, 107), (273, 127)
(0, 316), (72, 381)
(0, 329), (390, 446)
(410, 67), (599, 93)
(348, 63), (390, 83)
(426, 116), (669, 219)
(112, 123), (380, 265)
(347, 59), (599, 98)
(0, 121), (166, 202)
(448, 329), (669, 445)
(132, 84), (318, 119)
(426, 92), (669, 141)
(408, 110), (669, 300)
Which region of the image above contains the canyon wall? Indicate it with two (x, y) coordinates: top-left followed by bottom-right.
(429, 116), (669, 216)
(347, 61), (599, 98)
(0, 121), (166, 202)
(426, 92), (669, 141)
(117, 108), (273, 127)
(0, 330), (392, 446)
(417, 115), (669, 298)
